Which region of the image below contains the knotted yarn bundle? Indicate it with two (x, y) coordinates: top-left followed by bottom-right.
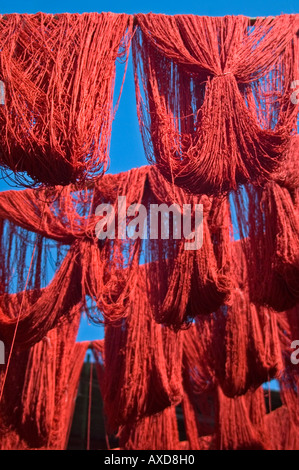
(133, 14), (299, 194)
(0, 13), (132, 186)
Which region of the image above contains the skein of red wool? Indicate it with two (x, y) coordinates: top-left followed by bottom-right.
(145, 168), (232, 328)
(232, 180), (299, 311)
(133, 14), (299, 194)
(215, 387), (267, 450)
(0, 13), (132, 186)
(118, 406), (180, 451)
(101, 268), (184, 432)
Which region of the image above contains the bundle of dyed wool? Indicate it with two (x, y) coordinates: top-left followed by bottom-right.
(272, 135), (299, 194)
(181, 393), (214, 450)
(0, 305), (88, 450)
(144, 167), (232, 329)
(276, 304), (299, 430)
(0, 167), (148, 328)
(91, 301), (298, 451)
(118, 406), (180, 450)
(231, 179), (299, 311)
(0, 164), (297, 450)
(100, 266), (183, 432)
(133, 14), (299, 194)
(80, 167), (148, 323)
(0, 157), (297, 332)
(0, 13), (132, 186)
(210, 290), (283, 398)
(0, 164), (236, 329)
(265, 407), (299, 450)
(215, 387), (268, 450)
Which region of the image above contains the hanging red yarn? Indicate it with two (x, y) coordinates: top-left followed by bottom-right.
(181, 242), (283, 399)
(20, 330), (57, 445)
(101, 267), (183, 432)
(133, 14), (299, 194)
(209, 242), (283, 397)
(181, 394), (210, 450)
(95, 344), (185, 450)
(0, 13), (132, 186)
(0, 159), (298, 450)
(180, 316), (283, 450)
(188, 195), (232, 317)
(215, 386), (267, 450)
(94, 329), (215, 450)
(0, 243), (82, 348)
(0, 306), (88, 450)
(0, 167), (148, 325)
(211, 292), (283, 397)
(0, 426), (28, 450)
(81, 167), (148, 322)
(19, 308), (86, 449)
(265, 407), (299, 450)
(273, 135), (299, 194)
(182, 320), (215, 395)
(145, 168), (232, 328)
(0, 345), (30, 449)
(276, 304), (299, 430)
(232, 179), (299, 311)
(0, 165), (236, 329)
(118, 406), (180, 450)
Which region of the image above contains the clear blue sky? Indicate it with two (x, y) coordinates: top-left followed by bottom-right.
(0, 1), (297, 347)
(1, 0), (298, 16)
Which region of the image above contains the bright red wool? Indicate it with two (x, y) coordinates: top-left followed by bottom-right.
(133, 14), (299, 194)
(0, 13), (132, 186)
